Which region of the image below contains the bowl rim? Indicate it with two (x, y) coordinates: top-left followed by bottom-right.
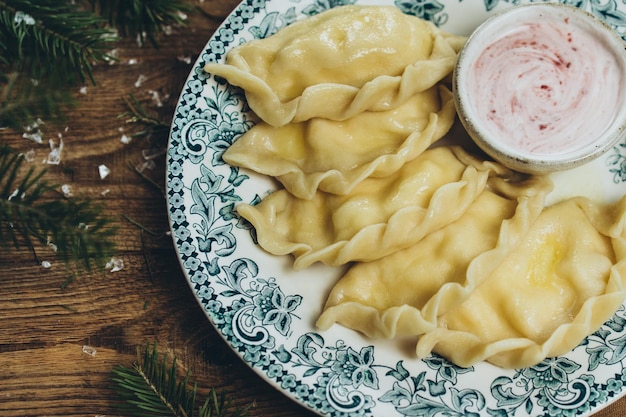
(453, 2), (626, 173)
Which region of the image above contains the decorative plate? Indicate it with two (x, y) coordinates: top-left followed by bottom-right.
(166, 1), (626, 416)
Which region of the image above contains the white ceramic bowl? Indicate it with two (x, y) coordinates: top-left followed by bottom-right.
(454, 3), (626, 174)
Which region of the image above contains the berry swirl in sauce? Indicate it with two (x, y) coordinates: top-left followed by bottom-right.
(468, 17), (622, 155)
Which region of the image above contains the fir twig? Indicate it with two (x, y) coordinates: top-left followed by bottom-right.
(121, 213), (160, 237)
(0, 144), (116, 270)
(126, 160), (165, 196)
(0, 1), (116, 84)
(120, 93), (171, 143)
(111, 342), (251, 417)
(0, 70), (75, 131)
(89, 0), (194, 47)
(0, 0), (116, 129)
(122, 94), (165, 127)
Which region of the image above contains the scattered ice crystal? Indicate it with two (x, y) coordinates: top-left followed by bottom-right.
(98, 164), (110, 179)
(46, 139), (63, 165)
(177, 55), (192, 64)
(24, 118), (43, 131)
(135, 160), (156, 173)
(106, 257), (124, 273)
(7, 189), (20, 200)
(41, 261), (51, 268)
(61, 184), (73, 197)
(148, 90), (169, 107)
(22, 118), (44, 143)
(120, 134), (131, 144)
(141, 147), (165, 160)
(79, 86), (88, 94)
(23, 131), (43, 143)
(136, 32), (147, 47)
(14, 11), (35, 25)
(82, 345), (97, 357)
(107, 48), (119, 65)
(47, 239), (58, 252)
(23, 149), (36, 162)
(134, 74), (148, 87)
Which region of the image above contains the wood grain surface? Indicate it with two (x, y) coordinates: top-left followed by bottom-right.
(0, 1), (624, 416)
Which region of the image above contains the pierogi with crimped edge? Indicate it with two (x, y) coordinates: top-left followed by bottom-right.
(204, 5), (465, 127)
(207, 4), (626, 370)
(236, 146), (509, 270)
(223, 85), (456, 200)
(414, 196), (626, 368)
(316, 173), (552, 340)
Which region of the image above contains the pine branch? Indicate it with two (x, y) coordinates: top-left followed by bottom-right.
(111, 343), (251, 417)
(0, 0), (116, 84)
(0, 0), (116, 129)
(0, 144), (116, 270)
(0, 70), (76, 132)
(89, 0), (194, 47)
(120, 93), (171, 141)
(0, 0), (196, 129)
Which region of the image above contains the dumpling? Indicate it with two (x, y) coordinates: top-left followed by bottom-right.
(315, 173), (552, 339)
(204, 5), (465, 126)
(223, 85), (456, 199)
(415, 196), (626, 369)
(236, 146), (510, 270)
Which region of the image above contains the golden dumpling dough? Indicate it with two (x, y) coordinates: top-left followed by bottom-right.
(315, 173), (552, 339)
(223, 85), (455, 199)
(236, 146), (511, 270)
(204, 5), (465, 126)
(415, 196), (626, 369)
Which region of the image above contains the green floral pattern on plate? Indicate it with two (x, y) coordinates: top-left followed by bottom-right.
(167, 0), (626, 415)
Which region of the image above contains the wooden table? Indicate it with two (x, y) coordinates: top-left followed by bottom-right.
(0, 1), (624, 416)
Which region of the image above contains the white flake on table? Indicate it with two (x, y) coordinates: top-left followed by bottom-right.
(22, 118), (44, 143)
(134, 74), (148, 87)
(148, 89), (169, 107)
(98, 164), (110, 179)
(7, 188), (21, 200)
(46, 138), (63, 165)
(82, 345), (97, 357)
(14, 11), (35, 25)
(106, 257), (124, 273)
(61, 184), (73, 197)
(23, 149), (35, 162)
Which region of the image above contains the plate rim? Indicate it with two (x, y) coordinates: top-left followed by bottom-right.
(166, 1), (626, 416)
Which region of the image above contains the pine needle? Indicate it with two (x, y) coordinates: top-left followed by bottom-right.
(89, 0), (194, 47)
(0, 0), (116, 84)
(0, 144), (116, 270)
(0, 70), (75, 131)
(0, 0), (116, 129)
(111, 342), (252, 417)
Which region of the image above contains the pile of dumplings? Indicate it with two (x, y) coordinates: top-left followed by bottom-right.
(204, 5), (626, 369)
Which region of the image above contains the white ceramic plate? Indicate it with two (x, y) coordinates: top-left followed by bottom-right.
(166, 1), (626, 415)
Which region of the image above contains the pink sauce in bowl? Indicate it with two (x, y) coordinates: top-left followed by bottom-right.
(455, 3), (626, 173)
